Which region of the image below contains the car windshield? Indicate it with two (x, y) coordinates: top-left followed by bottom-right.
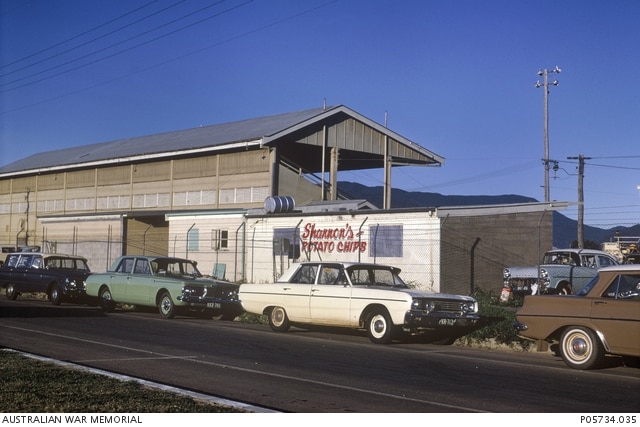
(151, 259), (202, 277)
(346, 266), (407, 288)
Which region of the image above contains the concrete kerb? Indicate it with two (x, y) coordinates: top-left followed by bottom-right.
(2, 348), (279, 413)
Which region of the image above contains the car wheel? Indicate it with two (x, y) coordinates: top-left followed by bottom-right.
(49, 284), (63, 306)
(99, 287), (116, 313)
(158, 292), (176, 319)
(268, 306), (290, 332)
(557, 283), (572, 295)
(5, 284), (18, 300)
(366, 309), (394, 344)
(559, 327), (604, 370)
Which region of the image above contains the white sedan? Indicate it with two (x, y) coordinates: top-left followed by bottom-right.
(239, 262), (480, 344)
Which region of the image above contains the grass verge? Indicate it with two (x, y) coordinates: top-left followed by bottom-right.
(0, 350), (246, 413)
(458, 289), (532, 351)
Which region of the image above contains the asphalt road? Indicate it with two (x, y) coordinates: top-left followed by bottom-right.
(1, 296), (638, 413)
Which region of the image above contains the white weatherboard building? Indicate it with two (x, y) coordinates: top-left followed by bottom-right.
(166, 206), (442, 290)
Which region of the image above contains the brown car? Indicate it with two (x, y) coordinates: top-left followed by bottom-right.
(514, 264), (640, 370)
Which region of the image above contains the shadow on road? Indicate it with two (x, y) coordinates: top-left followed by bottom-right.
(0, 301), (106, 319)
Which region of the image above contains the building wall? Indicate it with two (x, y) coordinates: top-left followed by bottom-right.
(124, 217), (169, 258)
(167, 209), (443, 291)
(277, 164), (324, 205)
(38, 215), (124, 273)
(440, 211), (553, 295)
(0, 150), (271, 251)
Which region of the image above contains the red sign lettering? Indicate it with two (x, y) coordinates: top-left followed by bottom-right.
(301, 223), (366, 253)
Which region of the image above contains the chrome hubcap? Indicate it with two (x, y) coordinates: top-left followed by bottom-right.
(571, 337), (588, 356)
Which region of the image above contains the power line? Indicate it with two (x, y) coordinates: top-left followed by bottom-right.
(0, 0), (236, 93)
(1, 0), (338, 113)
(0, 0), (166, 73)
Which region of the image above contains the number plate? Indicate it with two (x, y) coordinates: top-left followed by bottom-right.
(438, 318), (456, 326)
(207, 302), (221, 308)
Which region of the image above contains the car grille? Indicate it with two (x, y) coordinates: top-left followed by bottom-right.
(435, 300), (468, 313)
(184, 285), (237, 299)
(506, 278), (537, 291)
(414, 299), (472, 314)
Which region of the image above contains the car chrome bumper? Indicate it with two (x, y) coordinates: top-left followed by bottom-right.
(402, 311), (480, 334)
(177, 295), (243, 313)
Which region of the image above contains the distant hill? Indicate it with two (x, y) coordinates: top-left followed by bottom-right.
(337, 181), (640, 248)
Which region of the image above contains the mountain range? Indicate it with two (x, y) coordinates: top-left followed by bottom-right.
(338, 181), (640, 249)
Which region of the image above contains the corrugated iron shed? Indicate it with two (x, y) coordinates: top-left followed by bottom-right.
(0, 105), (444, 177)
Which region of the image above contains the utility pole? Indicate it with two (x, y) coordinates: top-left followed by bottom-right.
(536, 66), (561, 202)
(568, 154), (591, 248)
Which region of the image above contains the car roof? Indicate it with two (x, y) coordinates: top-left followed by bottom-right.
(548, 249), (613, 255)
(598, 264), (640, 273)
(295, 261), (396, 268)
(5, 252), (86, 260)
(117, 255), (192, 262)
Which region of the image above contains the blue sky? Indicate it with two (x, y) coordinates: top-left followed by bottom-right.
(1, 0), (638, 228)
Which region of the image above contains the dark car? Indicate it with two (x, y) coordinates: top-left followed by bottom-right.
(0, 252), (93, 305)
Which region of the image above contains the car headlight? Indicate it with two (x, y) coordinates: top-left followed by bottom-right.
(411, 299), (435, 313)
(461, 301), (478, 314)
(64, 278), (77, 290)
(503, 268), (511, 279)
(182, 286), (205, 297)
(222, 288), (238, 299)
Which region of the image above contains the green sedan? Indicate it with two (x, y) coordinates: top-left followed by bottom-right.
(85, 255), (243, 320)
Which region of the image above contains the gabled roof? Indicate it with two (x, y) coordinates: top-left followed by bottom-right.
(0, 105), (444, 177)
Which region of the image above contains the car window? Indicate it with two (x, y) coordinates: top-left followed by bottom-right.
(597, 255), (616, 268)
(17, 255), (33, 268)
(348, 268), (371, 286)
(31, 256), (43, 269)
(347, 267), (406, 287)
(46, 257), (75, 269)
(181, 261), (200, 276)
(581, 255), (596, 268)
(317, 266), (344, 285)
(61, 259), (76, 269)
(291, 264), (318, 284)
(133, 259), (151, 275)
(4, 254), (19, 268)
(166, 261), (185, 275)
(115, 258), (135, 273)
(46, 258), (60, 269)
(604, 274), (640, 300)
(370, 269), (399, 287)
(544, 252), (575, 265)
(75, 260), (90, 271)
(157, 259), (201, 277)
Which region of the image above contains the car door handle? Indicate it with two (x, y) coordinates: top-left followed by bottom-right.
(594, 300), (607, 305)
(282, 287), (291, 291)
